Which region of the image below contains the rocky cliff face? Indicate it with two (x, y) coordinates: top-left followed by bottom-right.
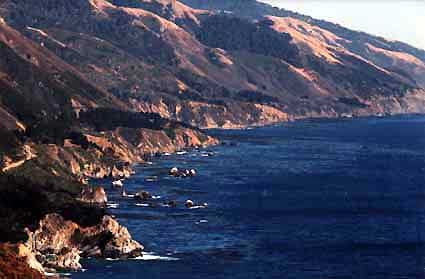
(0, 123), (217, 275)
(0, 116), (217, 274)
(0, 244), (45, 279)
(24, 214), (143, 272)
(0, 0), (425, 276)
(0, 8), (218, 276)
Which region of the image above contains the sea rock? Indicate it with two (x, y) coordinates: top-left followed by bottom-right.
(42, 248), (81, 271)
(81, 246), (102, 258)
(135, 190), (152, 201)
(78, 186), (107, 205)
(112, 179), (124, 187)
(96, 216), (143, 259)
(26, 213), (143, 272)
(94, 167), (110, 179)
(185, 200), (194, 208)
(111, 165), (132, 179)
(185, 200), (208, 209)
(169, 167), (197, 178)
(169, 167), (179, 176)
(28, 214), (79, 254)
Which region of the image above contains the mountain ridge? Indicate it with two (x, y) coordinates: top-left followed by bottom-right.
(2, 0), (424, 129)
(0, 0), (424, 276)
(180, 0), (425, 62)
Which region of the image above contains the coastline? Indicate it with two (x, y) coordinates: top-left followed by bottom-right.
(2, 112), (425, 278)
(0, 125), (219, 278)
(84, 115), (424, 279)
(0, 0), (423, 276)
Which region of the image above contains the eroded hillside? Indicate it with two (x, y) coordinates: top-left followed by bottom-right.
(1, 0), (425, 276)
(1, 0), (424, 127)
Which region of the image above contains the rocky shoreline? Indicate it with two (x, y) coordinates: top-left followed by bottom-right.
(2, 112), (425, 278)
(0, 0), (424, 276)
(0, 124), (219, 278)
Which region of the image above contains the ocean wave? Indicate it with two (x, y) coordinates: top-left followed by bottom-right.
(133, 252), (179, 261)
(145, 178), (157, 182)
(189, 205), (207, 209)
(45, 272), (72, 277)
(135, 203), (150, 207)
(107, 203), (119, 209)
(106, 253), (178, 262)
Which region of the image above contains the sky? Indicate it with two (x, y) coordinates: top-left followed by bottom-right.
(259, 1), (425, 50)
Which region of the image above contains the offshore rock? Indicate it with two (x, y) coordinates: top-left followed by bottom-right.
(135, 190), (152, 201)
(78, 186), (108, 206)
(111, 165), (132, 179)
(97, 216), (143, 258)
(26, 213), (143, 272)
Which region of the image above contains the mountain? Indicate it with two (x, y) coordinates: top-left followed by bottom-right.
(1, 0), (424, 129)
(181, 0), (425, 63)
(0, 0), (424, 276)
(181, 0), (425, 88)
(0, 11), (217, 276)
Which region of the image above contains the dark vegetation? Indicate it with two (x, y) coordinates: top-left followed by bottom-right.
(306, 54), (414, 97)
(338, 97), (368, 108)
(24, 112), (78, 145)
(8, 0), (180, 67)
(234, 90), (280, 105)
(0, 171), (104, 243)
(109, 0), (175, 19)
(196, 15), (299, 65)
(79, 108), (192, 131)
(181, 0), (425, 62)
(21, 106), (197, 147)
(176, 69), (232, 100)
(94, 15), (180, 66)
(0, 129), (20, 156)
(175, 69), (281, 106)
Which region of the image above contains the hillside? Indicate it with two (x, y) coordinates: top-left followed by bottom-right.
(181, 0), (425, 63)
(0, 14), (217, 276)
(0, 0), (425, 276)
(2, 0), (424, 129)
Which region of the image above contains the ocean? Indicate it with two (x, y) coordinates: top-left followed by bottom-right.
(74, 115), (425, 279)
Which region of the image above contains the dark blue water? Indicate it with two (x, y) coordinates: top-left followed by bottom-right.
(74, 116), (425, 279)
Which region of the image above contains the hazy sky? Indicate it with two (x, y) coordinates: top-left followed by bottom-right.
(259, 1), (425, 50)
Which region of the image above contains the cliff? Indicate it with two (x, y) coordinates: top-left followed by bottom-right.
(0, 15), (218, 276)
(0, 123), (217, 275)
(0, 106), (217, 274)
(0, 244), (45, 279)
(0, 0), (425, 276)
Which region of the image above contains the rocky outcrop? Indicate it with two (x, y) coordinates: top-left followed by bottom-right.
(1, 0), (424, 276)
(78, 186), (108, 206)
(0, 243), (45, 279)
(25, 213), (143, 272)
